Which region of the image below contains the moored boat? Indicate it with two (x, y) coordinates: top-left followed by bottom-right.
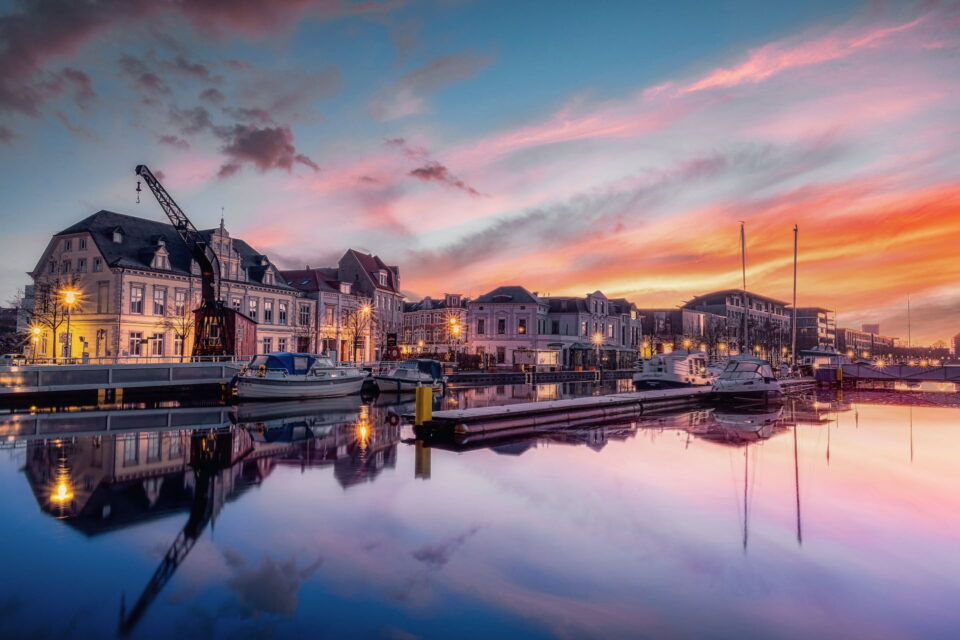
(374, 359), (447, 393)
(632, 349), (712, 390)
(712, 356), (783, 405)
(234, 352), (368, 400)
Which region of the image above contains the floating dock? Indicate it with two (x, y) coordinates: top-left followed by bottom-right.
(418, 379), (815, 441)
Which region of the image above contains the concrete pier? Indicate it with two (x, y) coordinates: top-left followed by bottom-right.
(419, 379), (815, 440)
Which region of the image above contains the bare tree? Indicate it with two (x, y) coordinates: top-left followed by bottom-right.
(163, 307), (194, 362)
(340, 304), (375, 362)
(26, 276), (83, 358)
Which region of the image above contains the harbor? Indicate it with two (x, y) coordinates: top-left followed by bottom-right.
(1, 384), (958, 639)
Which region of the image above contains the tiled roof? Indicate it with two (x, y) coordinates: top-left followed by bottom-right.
(473, 286), (541, 304)
(279, 268), (343, 294)
(683, 289), (789, 309)
(54, 210), (295, 290)
(346, 249), (400, 293)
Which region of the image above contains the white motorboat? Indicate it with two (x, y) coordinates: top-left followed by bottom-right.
(712, 357), (783, 404)
(633, 349), (712, 390)
(234, 352), (368, 400)
(374, 359), (447, 393)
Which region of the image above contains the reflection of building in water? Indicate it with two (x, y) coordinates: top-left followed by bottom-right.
(272, 404), (401, 488)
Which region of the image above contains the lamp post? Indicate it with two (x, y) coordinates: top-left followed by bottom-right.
(31, 326), (41, 362)
(61, 289), (80, 360)
(592, 332), (603, 369)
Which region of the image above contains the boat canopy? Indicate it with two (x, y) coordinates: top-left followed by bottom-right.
(398, 359), (444, 379)
(248, 352), (316, 374)
(721, 358), (775, 380)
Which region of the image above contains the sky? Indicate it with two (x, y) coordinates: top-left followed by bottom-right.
(0, 0), (958, 344)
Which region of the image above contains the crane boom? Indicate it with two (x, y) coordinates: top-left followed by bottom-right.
(135, 164), (221, 302)
(134, 164), (236, 356)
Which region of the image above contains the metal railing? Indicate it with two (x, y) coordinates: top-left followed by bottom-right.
(4, 354), (256, 367)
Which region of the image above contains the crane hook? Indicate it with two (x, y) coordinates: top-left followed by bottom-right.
(135, 180), (142, 204)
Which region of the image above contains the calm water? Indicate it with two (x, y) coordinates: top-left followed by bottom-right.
(1, 385), (959, 639)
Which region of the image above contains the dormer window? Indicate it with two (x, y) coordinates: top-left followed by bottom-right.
(377, 270), (388, 286)
(112, 228), (124, 243)
(340, 282), (351, 295)
(264, 271), (273, 285)
(152, 253), (170, 270)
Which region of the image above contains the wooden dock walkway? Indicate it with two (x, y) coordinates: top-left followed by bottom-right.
(419, 379), (815, 439)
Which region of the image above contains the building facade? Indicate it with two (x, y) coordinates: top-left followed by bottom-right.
(836, 327), (896, 357)
(683, 289), (791, 358)
(337, 250), (404, 361)
(24, 210), (312, 360)
(401, 293), (468, 353)
(795, 307), (836, 351)
(636, 308), (728, 355)
(466, 287), (642, 368)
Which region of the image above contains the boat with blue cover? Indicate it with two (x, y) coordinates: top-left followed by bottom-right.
(234, 352), (368, 400)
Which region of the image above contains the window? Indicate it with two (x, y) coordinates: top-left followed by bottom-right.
(496, 346), (506, 363)
(264, 271), (273, 285)
(152, 253), (170, 270)
(607, 323), (614, 338)
(48, 261), (56, 274)
(129, 331), (143, 355)
(113, 229), (123, 243)
(77, 258), (86, 273)
(518, 318), (527, 334)
(248, 298), (258, 321)
(581, 321), (588, 336)
(299, 304), (310, 326)
(261, 337), (272, 354)
(147, 433), (160, 462)
(277, 337), (287, 352)
(174, 334), (184, 356)
(263, 300), (273, 324)
(79, 238), (86, 250)
(97, 283), (109, 314)
(93, 257), (102, 272)
(130, 285), (144, 314)
(497, 318), (506, 334)
(64, 239), (72, 251)
(174, 290), (187, 316)
(122, 433), (138, 465)
(150, 333), (164, 356)
(168, 434), (182, 458)
(232, 297), (241, 311)
(279, 302), (288, 324)
(61, 260), (71, 273)
(551, 321), (559, 334)
(324, 306), (334, 325)
(153, 288), (166, 315)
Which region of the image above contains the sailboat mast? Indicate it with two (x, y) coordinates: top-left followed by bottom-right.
(907, 295), (912, 347)
(740, 222), (748, 354)
(791, 225), (798, 366)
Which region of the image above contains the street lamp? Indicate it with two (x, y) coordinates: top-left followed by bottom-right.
(60, 288), (81, 360)
(592, 332), (603, 369)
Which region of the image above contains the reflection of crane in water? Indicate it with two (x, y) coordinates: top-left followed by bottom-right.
(118, 430), (252, 636)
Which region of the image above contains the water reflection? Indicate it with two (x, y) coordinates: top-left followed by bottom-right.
(1, 385), (959, 639)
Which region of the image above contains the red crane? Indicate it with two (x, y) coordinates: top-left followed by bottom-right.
(135, 165), (238, 356)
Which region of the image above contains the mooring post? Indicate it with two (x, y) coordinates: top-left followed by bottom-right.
(415, 386), (432, 426)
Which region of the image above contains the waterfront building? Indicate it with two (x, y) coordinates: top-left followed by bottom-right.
(635, 308), (728, 355)
(466, 287), (642, 368)
(279, 267), (373, 361)
(954, 333), (960, 356)
(795, 307), (836, 351)
(24, 211), (311, 359)
(682, 289), (791, 357)
(836, 327), (896, 357)
(401, 293), (468, 354)
(336, 250), (404, 361)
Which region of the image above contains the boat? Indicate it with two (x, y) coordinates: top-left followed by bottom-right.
(712, 356), (783, 404)
(373, 359), (447, 393)
(632, 350), (712, 390)
(234, 352), (368, 400)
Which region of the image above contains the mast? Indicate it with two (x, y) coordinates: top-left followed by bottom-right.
(740, 221), (748, 354)
(907, 295), (912, 347)
(791, 225), (798, 365)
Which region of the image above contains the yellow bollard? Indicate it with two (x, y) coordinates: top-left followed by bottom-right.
(415, 386), (432, 426)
